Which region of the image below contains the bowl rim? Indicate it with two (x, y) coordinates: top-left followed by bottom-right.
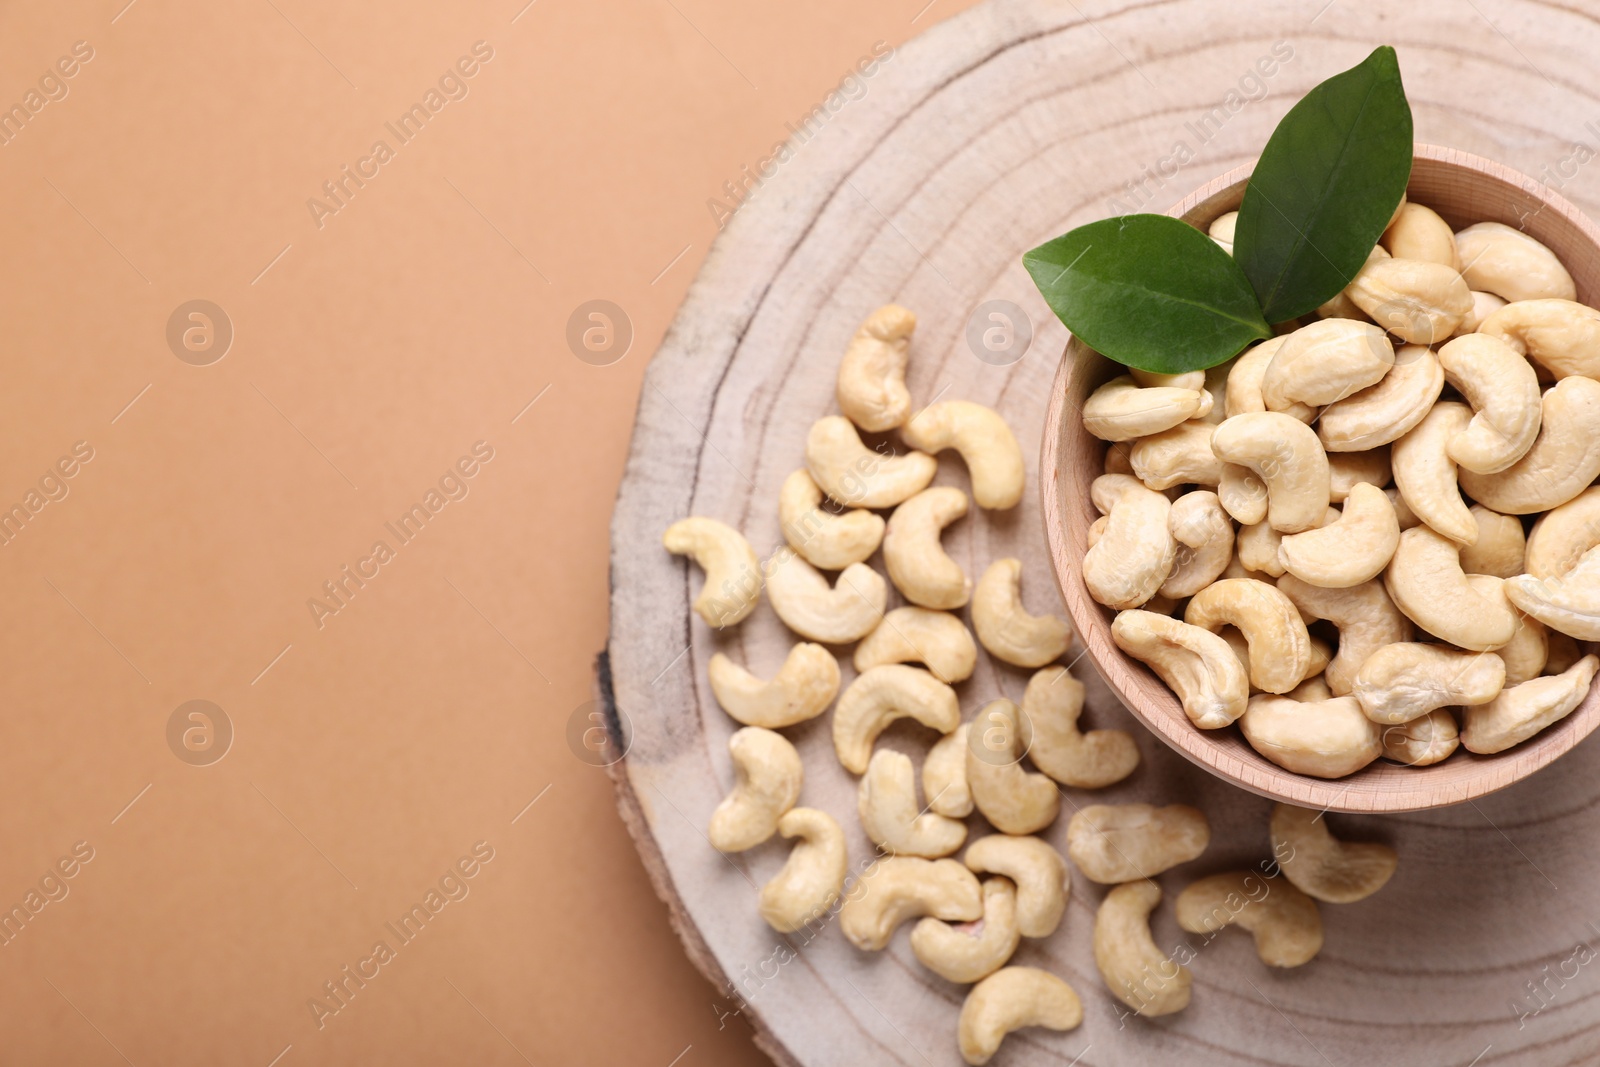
(1040, 143), (1600, 813)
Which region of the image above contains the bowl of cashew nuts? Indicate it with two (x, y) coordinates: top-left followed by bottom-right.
(1045, 144), (1600, 812)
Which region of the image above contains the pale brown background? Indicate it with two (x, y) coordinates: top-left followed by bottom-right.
(0, 0), (981, 1063)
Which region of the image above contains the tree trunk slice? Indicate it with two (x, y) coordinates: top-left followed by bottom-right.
(605, 2), (1600, 1063)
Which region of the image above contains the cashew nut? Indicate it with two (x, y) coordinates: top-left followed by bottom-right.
(1094, 881), (1191, 1017)
(1328, 448), (1392, 502)
(832, 665), (960, 775)
(859, 749), (967, 858)
(1500, 612), (1550, 685)
(836, 304), (914, 432)
(1479, 298), (1600, 379)
(963, 834), (1071, 938)
(1067, 803), (1209, 883)
(883, 487), (971, 609)
(805, 415), (936, 508)
(1456, 222), (1576, 303)
(1350, 642), (1506, 724)
(1457, 289), (1509, 335)
(1218, 463), (1270, 525)
(1382, 201), (1460, 268)
(1129, 421), (1224, 489)
(758, 808), (848, 933)
(1210, 413), (1331, 532)
(1436, 333), (1542, 473)
(911, 878), (1021, 985)
(840, 856), (983, 951)
(1175, 871), (1323, 967)
(1390, 400), (1478, 545)
(1111, 610), (1249, 728)
(1460, 504), (1527, 578)
(707, 727), (803, 852)
(854, 607), (977, 683)
(1381, 709), (1461, 767)
(1021, 665), (1140, 789)
(1083, 474), (1176, 609)
(1317, 344), (1444, 452)
(1526, 487), (1600, 579)
(1270, 803), (1399, 903)
(971, 558), (1071, 667)
(1460, 375), (1600, 514)
(1184, 579), (1313, 694)
(1276, 575), (1413, 695)
(1345, 256), (1473, 344)
(1385, 486), (1423, 530)
(899, 401), (1025, 509)
(1461, 655), (1600, 753)
(1278, 482), (1400, 589)
(966, 700), (1060, 835)
(708, 643), (840, 728)
(923, 724), (973, 818)
(663, 517), (761, 627)
(1504, 545), (1600, 639)
(1385, 527), (1518, 650)
(957, 967), (1083, 1066)
(1158, 491), (1235, 598)
(1262, 318), (1396, 406)
(766, 549), (886, 643)
(1238, 694), (1384, 777)
(1226, 336), (1315, 422)
(779, 469), (885, 569)
(1208, 210), (1237, 255)
(1083, 375), (1213, 441)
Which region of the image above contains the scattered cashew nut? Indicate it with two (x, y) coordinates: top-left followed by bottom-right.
(923, 724), (973, 818)
(766, 549), (886, 644)
(911, 877), (1021, 985)
(663, 517), (762, 627)
(966, 700), (1060, 835)
(832, 665), (960, 774)
(971, 558), (1071, 667)
(708, 643), (840, 728)
(707, 727), (803, 852)
(963, 833), (1071, 938)
(883, 487), (972, 609)
(840, 856), (982, 951)
(836, 304), (915, 431)
(805, 415), (936, 508)
(1021, 665), (1140, 789)
(1270, 803), (1398, 903)
(758, 808), (848, 933)
(1066, 803), (1209, 884)
(1175, 870), (1323, 967)
(779, 469), (885, 569)
(854, 606), (977, 683)
(859, 749), (967, 858)
(899, 401), (1025, 509)
(957, 967), (1083, 1066)
(1094, 881), (1191, 1018)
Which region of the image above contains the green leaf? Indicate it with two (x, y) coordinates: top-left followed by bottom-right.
(1023, 214), (1272, 374)
(1235, 46), (1413, 322)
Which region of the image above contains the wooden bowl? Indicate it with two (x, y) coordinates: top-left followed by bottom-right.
(1042, 144), (1600, 813)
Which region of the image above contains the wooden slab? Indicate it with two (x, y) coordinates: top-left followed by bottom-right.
(605, 2), (1600, 1063)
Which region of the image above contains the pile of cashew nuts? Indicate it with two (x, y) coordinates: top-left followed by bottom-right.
(663, 305), (1400, 1059)
(1086, 200), (1600, 777)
